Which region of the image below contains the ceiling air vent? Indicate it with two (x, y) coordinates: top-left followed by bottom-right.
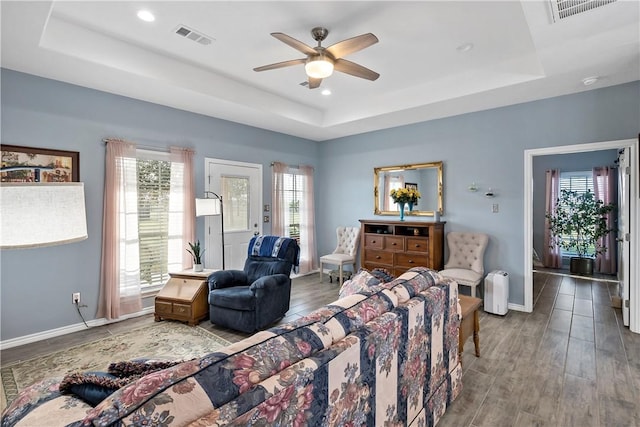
(174, 25), (213, 45)
(550, 0), (617, 21)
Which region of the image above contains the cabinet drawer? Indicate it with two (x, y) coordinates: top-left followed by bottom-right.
(406, 237), (429, 253)
(172, 303), (192, 317)
(364, 249), (393, 265)
(384, 236), (404, 251)
(155, 301), (173, 314)
(364, 234), (383, 249)
(395, 252), (428, 268)
(364, 262), (390, 272)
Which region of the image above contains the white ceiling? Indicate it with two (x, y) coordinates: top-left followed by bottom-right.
(1, 1), (638, 141)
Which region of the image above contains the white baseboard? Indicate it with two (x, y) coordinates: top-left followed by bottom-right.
(0, 307), (155, 350)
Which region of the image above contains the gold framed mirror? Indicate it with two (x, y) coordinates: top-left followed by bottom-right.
(374, 161), (443, 217)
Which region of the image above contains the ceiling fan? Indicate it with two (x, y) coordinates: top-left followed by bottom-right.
(253, 27), (380, 89)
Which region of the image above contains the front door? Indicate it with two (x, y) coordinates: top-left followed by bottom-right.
(204, 158), (262, 270)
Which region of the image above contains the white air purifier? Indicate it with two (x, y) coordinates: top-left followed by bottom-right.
(484, 270), (509, 315)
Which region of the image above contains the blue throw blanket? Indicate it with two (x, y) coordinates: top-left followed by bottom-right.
(248, 235), (299, 267)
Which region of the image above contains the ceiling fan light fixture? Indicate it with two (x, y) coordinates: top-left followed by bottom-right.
(305, 56), (334, 79)
(137, 10), (155, 22)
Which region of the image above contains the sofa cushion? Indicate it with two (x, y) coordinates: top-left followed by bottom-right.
(369, 267), (395, 283)
(338, 269), (381, 298)
(209, 286), (255, 311)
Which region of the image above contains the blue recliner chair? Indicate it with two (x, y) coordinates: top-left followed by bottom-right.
(208, 236), (300, 333)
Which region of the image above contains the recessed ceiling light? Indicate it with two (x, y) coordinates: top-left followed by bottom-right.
(321, 89), (332, 96)
(456, 43), (474, 52)
(582, 76), (600, 86)
(137, 10), (155, 22)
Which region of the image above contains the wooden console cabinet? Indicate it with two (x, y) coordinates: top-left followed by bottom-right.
(359, 219), (445, 276)
(154, 269), (215, 326)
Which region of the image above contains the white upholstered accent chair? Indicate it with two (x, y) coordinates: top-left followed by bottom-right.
(439, 232), (489, 298)
(320, 226), (360, 284)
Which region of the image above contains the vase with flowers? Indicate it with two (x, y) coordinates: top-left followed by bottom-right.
(390, 187), (422, 221)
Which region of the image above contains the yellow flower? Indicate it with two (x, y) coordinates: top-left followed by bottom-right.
(390, 188), (421, 204)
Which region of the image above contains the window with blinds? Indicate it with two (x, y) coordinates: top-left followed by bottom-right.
(559, 171), (594, 256)
(137, 151), (172, 289)
(560, 171), (593, 194)
(283, 172), (303, 242)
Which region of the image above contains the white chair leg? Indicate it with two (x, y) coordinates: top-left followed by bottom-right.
(339, 265), (343, 284)
(320, 262), (323, 282)
(471, 286), (476, 298)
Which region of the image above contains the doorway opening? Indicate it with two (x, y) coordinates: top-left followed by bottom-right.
(524, 138), (639, 333)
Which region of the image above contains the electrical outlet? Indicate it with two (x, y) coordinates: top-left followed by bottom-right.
(492, 204), (499, 213)
(72, 292), (80, 304)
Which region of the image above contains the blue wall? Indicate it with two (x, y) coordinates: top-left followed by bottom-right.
(1, 67), (638, 342)
(316, 81), (639, 305)
(0, 69), (318, 341)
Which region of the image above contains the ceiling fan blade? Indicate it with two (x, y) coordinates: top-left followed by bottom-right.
(253, 58), (306, 72)
(326, 33), (378, 59)
(334, 59), (380, 81)
(308, 77), (322, 89)
(271, 32), (317, 55)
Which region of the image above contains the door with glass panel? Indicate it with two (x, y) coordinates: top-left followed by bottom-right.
(204, 158), (262, 270)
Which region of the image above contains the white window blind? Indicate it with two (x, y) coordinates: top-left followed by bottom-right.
(559, 171), (595, 257)
(559, 171), (593, 194)
(283, 172), (303, 241)
(136, 150), (172, 288)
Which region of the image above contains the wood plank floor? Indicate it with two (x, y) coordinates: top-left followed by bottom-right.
(2, 272), (639, 426)
(439, 272), (640, 427)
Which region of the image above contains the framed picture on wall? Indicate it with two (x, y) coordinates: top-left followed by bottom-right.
(405, 182), (418, 191)
(0, 144), (79, 183)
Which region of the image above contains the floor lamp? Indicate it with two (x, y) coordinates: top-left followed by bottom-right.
(195, 191), (225, 269)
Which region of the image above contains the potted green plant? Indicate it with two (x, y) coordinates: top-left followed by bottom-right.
(187, 240), (205, 272)
(546, 189), (616, 275)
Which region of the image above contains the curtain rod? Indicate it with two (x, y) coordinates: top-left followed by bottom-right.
(102, 138), (170, 153)
(270, 162), (316, 171)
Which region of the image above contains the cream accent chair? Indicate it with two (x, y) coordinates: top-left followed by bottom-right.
(320, 226), (360, 284)
(439, 232), (489, 298)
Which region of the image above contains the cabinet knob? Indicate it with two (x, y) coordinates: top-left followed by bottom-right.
(392, 242), (397, 246)
(414, 244), (421, 248)
(372, 240), (376, 243)
(376, 255), (381, 259)
(409, 260), (414, 263)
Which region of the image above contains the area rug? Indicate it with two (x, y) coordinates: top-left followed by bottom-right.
(1, 321), (231, 407)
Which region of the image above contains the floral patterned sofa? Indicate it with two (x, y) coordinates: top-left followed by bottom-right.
(2, 267), (462, 427)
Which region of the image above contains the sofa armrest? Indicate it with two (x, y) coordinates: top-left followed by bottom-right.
(208, 270), (248, 290)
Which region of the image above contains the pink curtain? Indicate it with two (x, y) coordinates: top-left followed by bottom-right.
(543, 169), (562, 268)
(169, 147), (196, 270)
(271, 161), (287, 236)
(593, 166), (617, 274)
(383, 174), (404, 211)
(97, 139), (142, 320)
(299, 165), (318, 274)
(271, 162), (317, 274)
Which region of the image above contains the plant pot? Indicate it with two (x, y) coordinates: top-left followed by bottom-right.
(193, 264), (203, 272)
(569, 257), (593, 275)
